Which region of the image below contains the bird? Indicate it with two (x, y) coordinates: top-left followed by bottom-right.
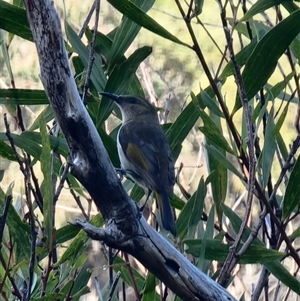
(100, 92), (176, 236)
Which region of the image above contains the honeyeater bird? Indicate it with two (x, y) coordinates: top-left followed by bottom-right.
(100, 92), (176, 236)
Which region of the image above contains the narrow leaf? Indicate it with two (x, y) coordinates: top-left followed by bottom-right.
(261, 107), (276, 188)
(241, 0), (294, 21)
(0, 0), (32, 41)
(176, 177), (206, 238)
(97, 46), (152, 126)
(107, 0), (190, 48)
(205, 144), (243, 180)
(0, 141), (18, 161)
(264, 72), (295, 101)
(39, 118), (53, 247)
(65, 22), (107, 92)
(197, 110), (234, 154)
(185, 239), (284, 263)
(0, 89), (49, 105)
(282, 155), (300, 219)
(166, 99), (199, 161)
(233, 9), (300, 114)
(108, 0), (155, 70)
(264, 260), (300, 296)
(0, 186), (31, 262)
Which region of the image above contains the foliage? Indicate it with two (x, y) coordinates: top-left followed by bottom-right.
(0, 0), (300, 300)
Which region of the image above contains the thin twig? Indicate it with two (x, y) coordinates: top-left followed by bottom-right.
(217, 0), (256, 284)
(123, 252), (141, 301)
(25, 166), (37, 301)
(0, 252), (22, 300)
(82, 0), (101, 104)
(107, 272), (121, 301)
(78, 2), (96, 38)
(53, 161), (71, 203)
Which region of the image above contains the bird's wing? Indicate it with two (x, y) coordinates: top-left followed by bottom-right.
(118, 123), (162, 188)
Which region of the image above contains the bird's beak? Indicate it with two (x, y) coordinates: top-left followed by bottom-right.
(100, 92), (121, 104)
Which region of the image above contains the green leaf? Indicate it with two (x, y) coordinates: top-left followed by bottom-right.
(241, 0), (294, 21)
(191, 0), (204, 18)
(21, 132), (69, 157)
(197, 110), (234, 154)
(108, 0), (155, 70)
(276, 131), (288, 160)
(0, 89), (49, 105)
(166, 95), (199, 161)
(272, 104), (289, 138)
(72, 261), (92, 294)
(29, 106), (55, 131)
(184, 239), (284, 263)
(290, 34), (300, 65)
(31, 294), (65, 301)
(110, 256), (145, 292)
(197, 206), (214, 273)
(142, 273), (159, 301)
(0, 131), (69, 161)
(261, 107), (276, 188)
(65, 22), (106, 92)
(0, 141), (18, 161)
(264, 260), (300, 296)
(39, 118), (53, 247)
(176, 177), (206, 238)
(98, 128), (120, 167)
(55, 215), (104, 266)
(222, 204), (263, 246)
(264, 72), (295, 101)
(0, 186), (31, 262)
(97, 46), (152, 126)
(282, 155), (300, 219)
(107, 0), (190, 48)
(232, 9), (300, 114)
(219, 38), (257, 81)
(56, 224), (81, 244)
(0, 0), (32, 41)
(289, 228), (300, 240)
(199, 88), (224, 118)
(205, 144), (243, 180)
(201, 108), (229, 224)
(282, 1), (300, 13)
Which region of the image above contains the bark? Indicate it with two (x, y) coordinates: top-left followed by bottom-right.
(22, 1), (237, 300)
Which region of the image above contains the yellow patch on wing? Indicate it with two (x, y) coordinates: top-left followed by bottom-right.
(126, 143), (148, 170)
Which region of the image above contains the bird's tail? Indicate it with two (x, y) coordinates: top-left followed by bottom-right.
(156, 191), (176, 236)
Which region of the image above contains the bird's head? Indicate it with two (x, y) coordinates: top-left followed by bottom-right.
(100, 93), (157, 123)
